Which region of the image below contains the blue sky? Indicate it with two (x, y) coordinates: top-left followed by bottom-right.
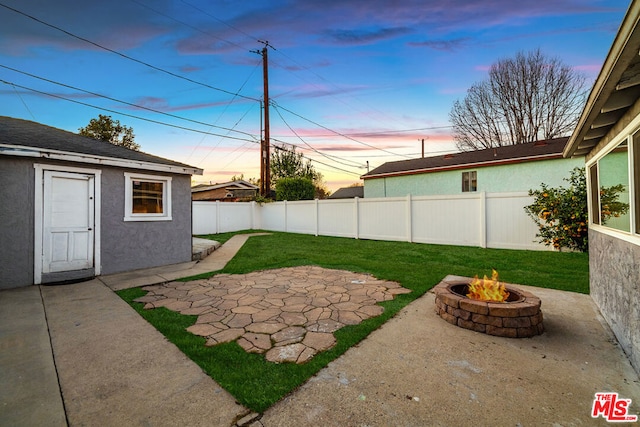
(0, 0), (630, 191)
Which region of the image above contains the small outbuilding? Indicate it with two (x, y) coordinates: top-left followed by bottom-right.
(0, 116), (203, 289)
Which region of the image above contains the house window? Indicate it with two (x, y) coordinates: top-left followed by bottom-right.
(589, 133), (637, 235)
(462, 171), (477, 192)
(124, 173), (172, 221)
(597, 141), (630, 232)
(634, 130), (640, 234)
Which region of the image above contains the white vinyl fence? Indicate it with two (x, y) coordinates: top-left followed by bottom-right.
(193, 192), (549, 251)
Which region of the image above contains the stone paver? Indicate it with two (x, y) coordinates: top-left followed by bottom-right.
(136, 266), (411, 363)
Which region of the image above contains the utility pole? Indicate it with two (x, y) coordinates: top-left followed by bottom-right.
(253, 41), (271, 197)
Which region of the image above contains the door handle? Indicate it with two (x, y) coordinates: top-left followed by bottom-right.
(88, 228), (93, 231)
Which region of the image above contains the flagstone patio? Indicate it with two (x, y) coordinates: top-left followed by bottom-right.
(135, 266), (411, 363)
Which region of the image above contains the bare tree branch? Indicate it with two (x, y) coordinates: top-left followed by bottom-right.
(449, 49), (586, 151)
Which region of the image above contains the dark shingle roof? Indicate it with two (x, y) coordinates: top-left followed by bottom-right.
(328, 186), (364, 199)
(0, 116), (201, 173)
(362, 137), (570, 179)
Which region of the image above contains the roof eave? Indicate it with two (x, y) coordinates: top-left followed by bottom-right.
(362, 152), (564, 180)
(0, 144), (203, 175)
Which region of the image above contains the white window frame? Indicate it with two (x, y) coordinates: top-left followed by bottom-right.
(586, 113), (640, 246)
(462, 170), (477, 192)
(124, 172), (172, 221)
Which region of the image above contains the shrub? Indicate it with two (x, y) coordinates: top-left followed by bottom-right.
(275, 177), (315, 201)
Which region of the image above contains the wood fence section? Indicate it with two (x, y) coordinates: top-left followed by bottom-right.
(192, 192), (548, 251)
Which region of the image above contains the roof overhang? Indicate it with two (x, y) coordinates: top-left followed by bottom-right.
(0, 144), (203, 175)
(564, 1), (640, 158)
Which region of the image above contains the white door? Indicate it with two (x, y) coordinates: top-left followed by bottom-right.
(42, 171), (95, 273)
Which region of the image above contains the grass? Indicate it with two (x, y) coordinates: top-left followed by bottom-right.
(117, 231), (589, 413)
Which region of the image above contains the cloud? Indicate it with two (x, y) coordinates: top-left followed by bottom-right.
(322, 27), (412, 45)
(408, 37), (470, 51)
(129, 96), (249, 112)
(0, 0), (173, 54)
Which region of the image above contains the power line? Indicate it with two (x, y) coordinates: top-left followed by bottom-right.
(197, 102), (258, 165)
(0, 2), (260, 103)
(185, 60), (262, 163)
(1, 79), (258, 143)
(272, 125), (454, 138)
(1, 64), (259, 139)
(130, 0), (247, 51)
(271, 103), (364, 169)
(179, 0), (259, 43)
(271, 142), (362, 177)
(271, 101), (414, 159)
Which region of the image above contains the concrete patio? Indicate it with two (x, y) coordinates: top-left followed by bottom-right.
(1, 233), (639, 426)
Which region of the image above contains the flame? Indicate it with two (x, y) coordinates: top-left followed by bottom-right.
(466, 269), (510, 302)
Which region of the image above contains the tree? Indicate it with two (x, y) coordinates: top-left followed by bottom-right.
(524, 167), (628, 252)
(270, 145), (327, 199)
(449, 49), (586, 151)
(270, 145), (319, 183)
(79, 114), (140, 151)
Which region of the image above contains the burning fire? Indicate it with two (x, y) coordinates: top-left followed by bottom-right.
(467, 269), (510, 302)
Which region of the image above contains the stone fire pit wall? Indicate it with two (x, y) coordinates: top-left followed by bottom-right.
(433, 275), (544, 338)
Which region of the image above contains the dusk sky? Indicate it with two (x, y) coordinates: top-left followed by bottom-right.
(0, 0), (631, 191)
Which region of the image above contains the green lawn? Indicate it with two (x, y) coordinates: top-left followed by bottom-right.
(117, 231), (589, 412)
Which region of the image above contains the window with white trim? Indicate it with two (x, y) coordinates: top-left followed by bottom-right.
(462, 171), (477, 192)
(588, 132), (635, 235)
(124, 173), (172, 221)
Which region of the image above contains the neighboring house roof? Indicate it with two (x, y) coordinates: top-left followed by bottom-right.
(564, 2), (640, 158)
(328, 186), (364, 199)
(191, 180), (259, 193)
(362, 137), (569, 180)
(0, 116), (203, 175)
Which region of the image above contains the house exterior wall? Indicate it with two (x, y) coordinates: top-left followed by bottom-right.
(100, 167), (192, 275)
(589, 229), (640, 373)
(0, 157), (193, 289)
(0, 157), (35, 289)
(364, 157), (584, 198)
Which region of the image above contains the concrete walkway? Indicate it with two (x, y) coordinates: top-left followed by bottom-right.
(2, 232), (640, 426)
(1, 233), (267, 426)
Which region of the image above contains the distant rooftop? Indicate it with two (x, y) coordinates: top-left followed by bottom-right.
(362, 137), (570, 179)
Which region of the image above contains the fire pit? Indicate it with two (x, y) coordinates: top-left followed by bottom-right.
(433, 274), (544, 338)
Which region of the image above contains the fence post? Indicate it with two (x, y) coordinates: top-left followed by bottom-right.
(284, 200), (288, 232)
(215, 200), (220, 234)
(480, 191), (487, 248)
(406, 194), (413, 243)
(354, 197), (359, 239)
(250, 201), (255, 230)
(315, 199), (319, 236)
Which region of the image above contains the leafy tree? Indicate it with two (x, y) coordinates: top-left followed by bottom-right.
(79, 114), (140, 151)
(449, 49), (586, 151)
(271, 145), (319, 183)
(524, 167), (628, 252)
(270, 145), (327, 197)
(275, 177), (315, 201)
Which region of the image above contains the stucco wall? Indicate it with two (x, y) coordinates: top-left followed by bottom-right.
(0, 158), (193, 288)
(364, 157), (584, 198)
(589, 229), (640, 373)
(0, 157), (35, 289)
(100, 168), (192, 275)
